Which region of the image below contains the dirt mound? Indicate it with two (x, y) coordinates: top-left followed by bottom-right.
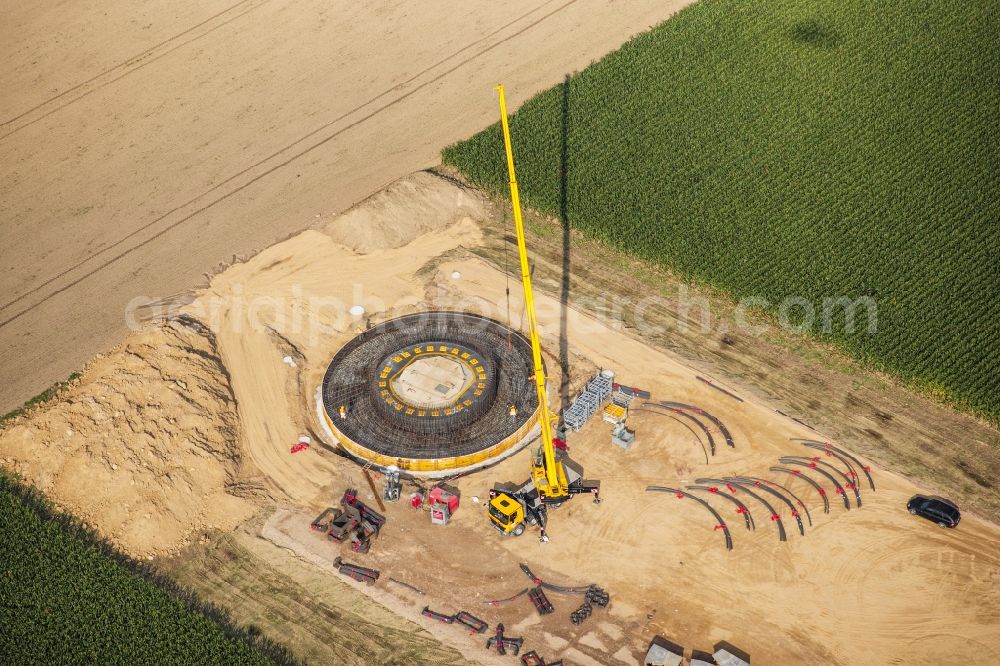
(0, 317), (255, 558)
(323, 171), (490, 253)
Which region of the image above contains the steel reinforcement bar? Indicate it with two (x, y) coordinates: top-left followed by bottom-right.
(326, 406), (539, 473)
(518, 563), (594, 595)
(769, 466), (830, 514)
(696, 478), (787, 542)
(631, 407), (709, 464)
(646, 486), (733, 550)
(736, 475), (812, 527)
(783, 455), (859, 508)
(688, 485), (754, 531)
(728, 477), (804, 536)
(321, 311), (540, 472)
(802, 454), (862, 507)
(778, 458), (851, 510)
(483, 588), (530, 607)
(799, 443), (861, 492)
(640, 402), (716, 455)
(794, 439), (876, 491)
(658, 401), (736, 448)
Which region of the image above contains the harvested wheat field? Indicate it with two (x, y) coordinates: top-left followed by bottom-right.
(3, 172), (998, 665)
(0, 0), (688, 414)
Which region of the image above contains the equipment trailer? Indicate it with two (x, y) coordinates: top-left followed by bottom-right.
(311, 488), (386, 554)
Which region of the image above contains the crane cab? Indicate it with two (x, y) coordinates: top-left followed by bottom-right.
(488, 480), (546, 537)
(488, 452), (600, 538)
(487, 491), (527, 536)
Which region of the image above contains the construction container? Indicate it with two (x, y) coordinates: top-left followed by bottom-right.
(644, 636), (683, 666)
(428, 485), (459, 513)
(611, 422), (635, 450)
(713, 643), (751, 666)
(428, 485), (459, 525)
(593, 370), (614, 400)
(602, 403), (626, 424)
(430, 501), (451, 525)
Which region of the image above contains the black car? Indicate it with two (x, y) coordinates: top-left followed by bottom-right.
(907, 495), (960, 528)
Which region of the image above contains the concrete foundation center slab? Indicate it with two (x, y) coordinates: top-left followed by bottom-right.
(392, 355), (473, 408)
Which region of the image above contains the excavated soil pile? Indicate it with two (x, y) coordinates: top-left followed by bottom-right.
(0, 317), (255, 558)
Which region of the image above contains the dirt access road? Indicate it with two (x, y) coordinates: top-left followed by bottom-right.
(0, 0), (686, 412)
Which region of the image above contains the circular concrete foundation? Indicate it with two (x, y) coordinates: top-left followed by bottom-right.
(320, 311), (540, 474)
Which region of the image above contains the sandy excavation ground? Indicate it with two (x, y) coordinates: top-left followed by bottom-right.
(0, 318), (256, 558)
(3, 172), (999, 664)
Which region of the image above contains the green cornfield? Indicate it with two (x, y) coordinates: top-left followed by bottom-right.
(444, 0), (999, 421)
(0, 472), (293, 664)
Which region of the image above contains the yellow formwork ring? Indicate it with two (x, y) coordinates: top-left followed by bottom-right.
(322, 404), (540, 473)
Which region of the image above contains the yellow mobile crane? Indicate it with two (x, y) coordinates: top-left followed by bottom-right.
(487, 85), (600, 541)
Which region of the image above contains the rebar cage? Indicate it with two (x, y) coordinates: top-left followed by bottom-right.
(321, 312), (540, 470)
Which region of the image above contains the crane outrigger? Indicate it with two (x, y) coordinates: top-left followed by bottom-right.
(486, 85), (601, 541)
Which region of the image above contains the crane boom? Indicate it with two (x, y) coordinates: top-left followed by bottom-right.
(496, 85), (565, 496)
(486, 85), (598, 541)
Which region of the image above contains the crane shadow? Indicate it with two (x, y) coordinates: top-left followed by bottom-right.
(558, 74), (572, 414)
(790, 19), (840, 48)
